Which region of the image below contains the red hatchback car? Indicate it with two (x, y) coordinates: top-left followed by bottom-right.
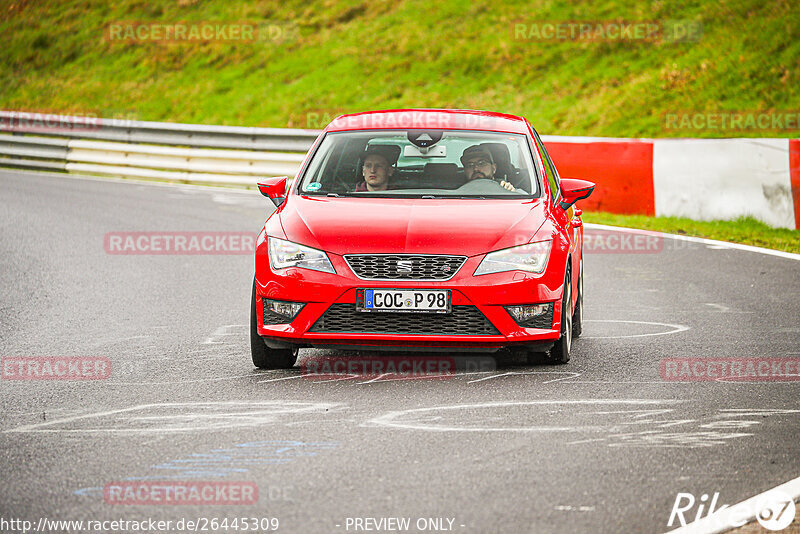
(252, 109), (594, 368)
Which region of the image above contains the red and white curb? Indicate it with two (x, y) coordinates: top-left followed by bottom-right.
(543, 136), (800, 230)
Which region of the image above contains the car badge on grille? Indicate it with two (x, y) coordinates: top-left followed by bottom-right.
(442, 264), (451, 272)
(396, 260), (413, 273)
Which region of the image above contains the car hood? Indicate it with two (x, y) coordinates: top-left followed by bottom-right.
(278, 196), (548, 256)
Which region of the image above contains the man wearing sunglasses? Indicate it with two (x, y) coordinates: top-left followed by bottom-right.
(460, 145), (516, 191)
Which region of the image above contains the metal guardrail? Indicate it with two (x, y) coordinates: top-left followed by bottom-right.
(0, 111), (320, 185)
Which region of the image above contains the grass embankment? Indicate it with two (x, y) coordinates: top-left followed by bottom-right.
(1, 0), (799, 137)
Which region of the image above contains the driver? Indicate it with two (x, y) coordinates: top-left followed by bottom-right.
(460, 145), (516, 191)
(355, 146), (396, 192)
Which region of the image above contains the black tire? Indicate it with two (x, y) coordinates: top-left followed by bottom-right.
(250, 280), (298, 369)
(572, 255), (584, 338)
(550, 267), (573, 364)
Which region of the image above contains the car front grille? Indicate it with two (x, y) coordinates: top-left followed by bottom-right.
(309, 304), (499, 336)
(344, 254), (467, 281)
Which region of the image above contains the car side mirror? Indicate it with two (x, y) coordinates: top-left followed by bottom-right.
(257, 176), (289, 207)
(559, 178), (595, 211)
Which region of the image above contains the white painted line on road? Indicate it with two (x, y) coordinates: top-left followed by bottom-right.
(585, 223), (800, 261)
(663, 475), (800, 534)
(367, 399), (681, 433)
(543, 372), (582, 384)
(356, 373), (390, 384)
(582, 319), (690, 339)
(256, 374), (304, 384)
(467, 372), (517, 384)
(203, 324), (247, 345)
(111, 374), (257, 385)
(554, 505), (596, 512)
(466, 371), (580, 384)
(360, 373), (460, 383)
(566, 437), (608, 445)
(307, 374), (364, 383)
(4, 401), (341, 434)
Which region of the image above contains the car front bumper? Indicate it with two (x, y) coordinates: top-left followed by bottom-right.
(255, 246), (566, 351)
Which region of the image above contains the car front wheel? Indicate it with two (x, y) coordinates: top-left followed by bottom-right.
(572, 255), (583, 338)
(250, 280), (298, 369)
(550, 268), (572, 364)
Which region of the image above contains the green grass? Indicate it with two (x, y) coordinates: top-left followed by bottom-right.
(1, 0), (799, 137)
(583, 212), (800, 253)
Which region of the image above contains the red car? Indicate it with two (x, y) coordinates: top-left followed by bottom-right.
(251, 109), (594, 368)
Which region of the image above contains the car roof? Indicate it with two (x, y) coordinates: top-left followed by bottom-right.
(324, 108), (531, 135)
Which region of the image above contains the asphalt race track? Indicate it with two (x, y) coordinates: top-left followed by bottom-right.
(1, 169), (799, 534)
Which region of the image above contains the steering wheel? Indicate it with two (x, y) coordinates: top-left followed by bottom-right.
(454, 178), (511, 193)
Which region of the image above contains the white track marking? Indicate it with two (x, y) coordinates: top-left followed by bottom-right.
(664, 475), (800, 534)
(4, 401), (340, 434)
(554, 505), (596, 512)
(467, 371), (580, 384)
(308, 375), (364, 383)
(543, 372), (582, 384)
(366, 399), (679, 433)
(585, 223), (800, 261)
(256, 374), (304, 384)
(356, 373), (390, 384)
(567, 437), (609, 445)
(467, 372), (518, 384)
(111, 374), (257, 385)
(582, 319), (690, 339)
(202, 324), (247, 345)
(717, 409), (800, 417)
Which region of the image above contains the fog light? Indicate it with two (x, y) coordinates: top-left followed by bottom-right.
(505, 304), (548, 322)
(263, 298), (305, 322)
(505, 303), (554, 328)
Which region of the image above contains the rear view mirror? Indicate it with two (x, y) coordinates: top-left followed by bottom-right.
(559, 178), (595, 210)
(257, 176), (289, 207)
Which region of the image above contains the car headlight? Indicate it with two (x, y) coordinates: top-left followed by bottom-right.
(474, 240), (552, 276)
(268, 237), (335, 274)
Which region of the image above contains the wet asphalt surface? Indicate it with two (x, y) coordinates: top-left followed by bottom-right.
(1, 169), (799, 534)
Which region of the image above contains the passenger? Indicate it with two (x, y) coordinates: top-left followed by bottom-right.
(355, 146), (397, 192)
(460, 145), (516, 191)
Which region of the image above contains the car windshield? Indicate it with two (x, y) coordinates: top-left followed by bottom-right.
(297, 130), (541, 198)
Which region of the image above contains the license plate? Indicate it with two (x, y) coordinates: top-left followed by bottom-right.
(357, 289), (451, 313)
